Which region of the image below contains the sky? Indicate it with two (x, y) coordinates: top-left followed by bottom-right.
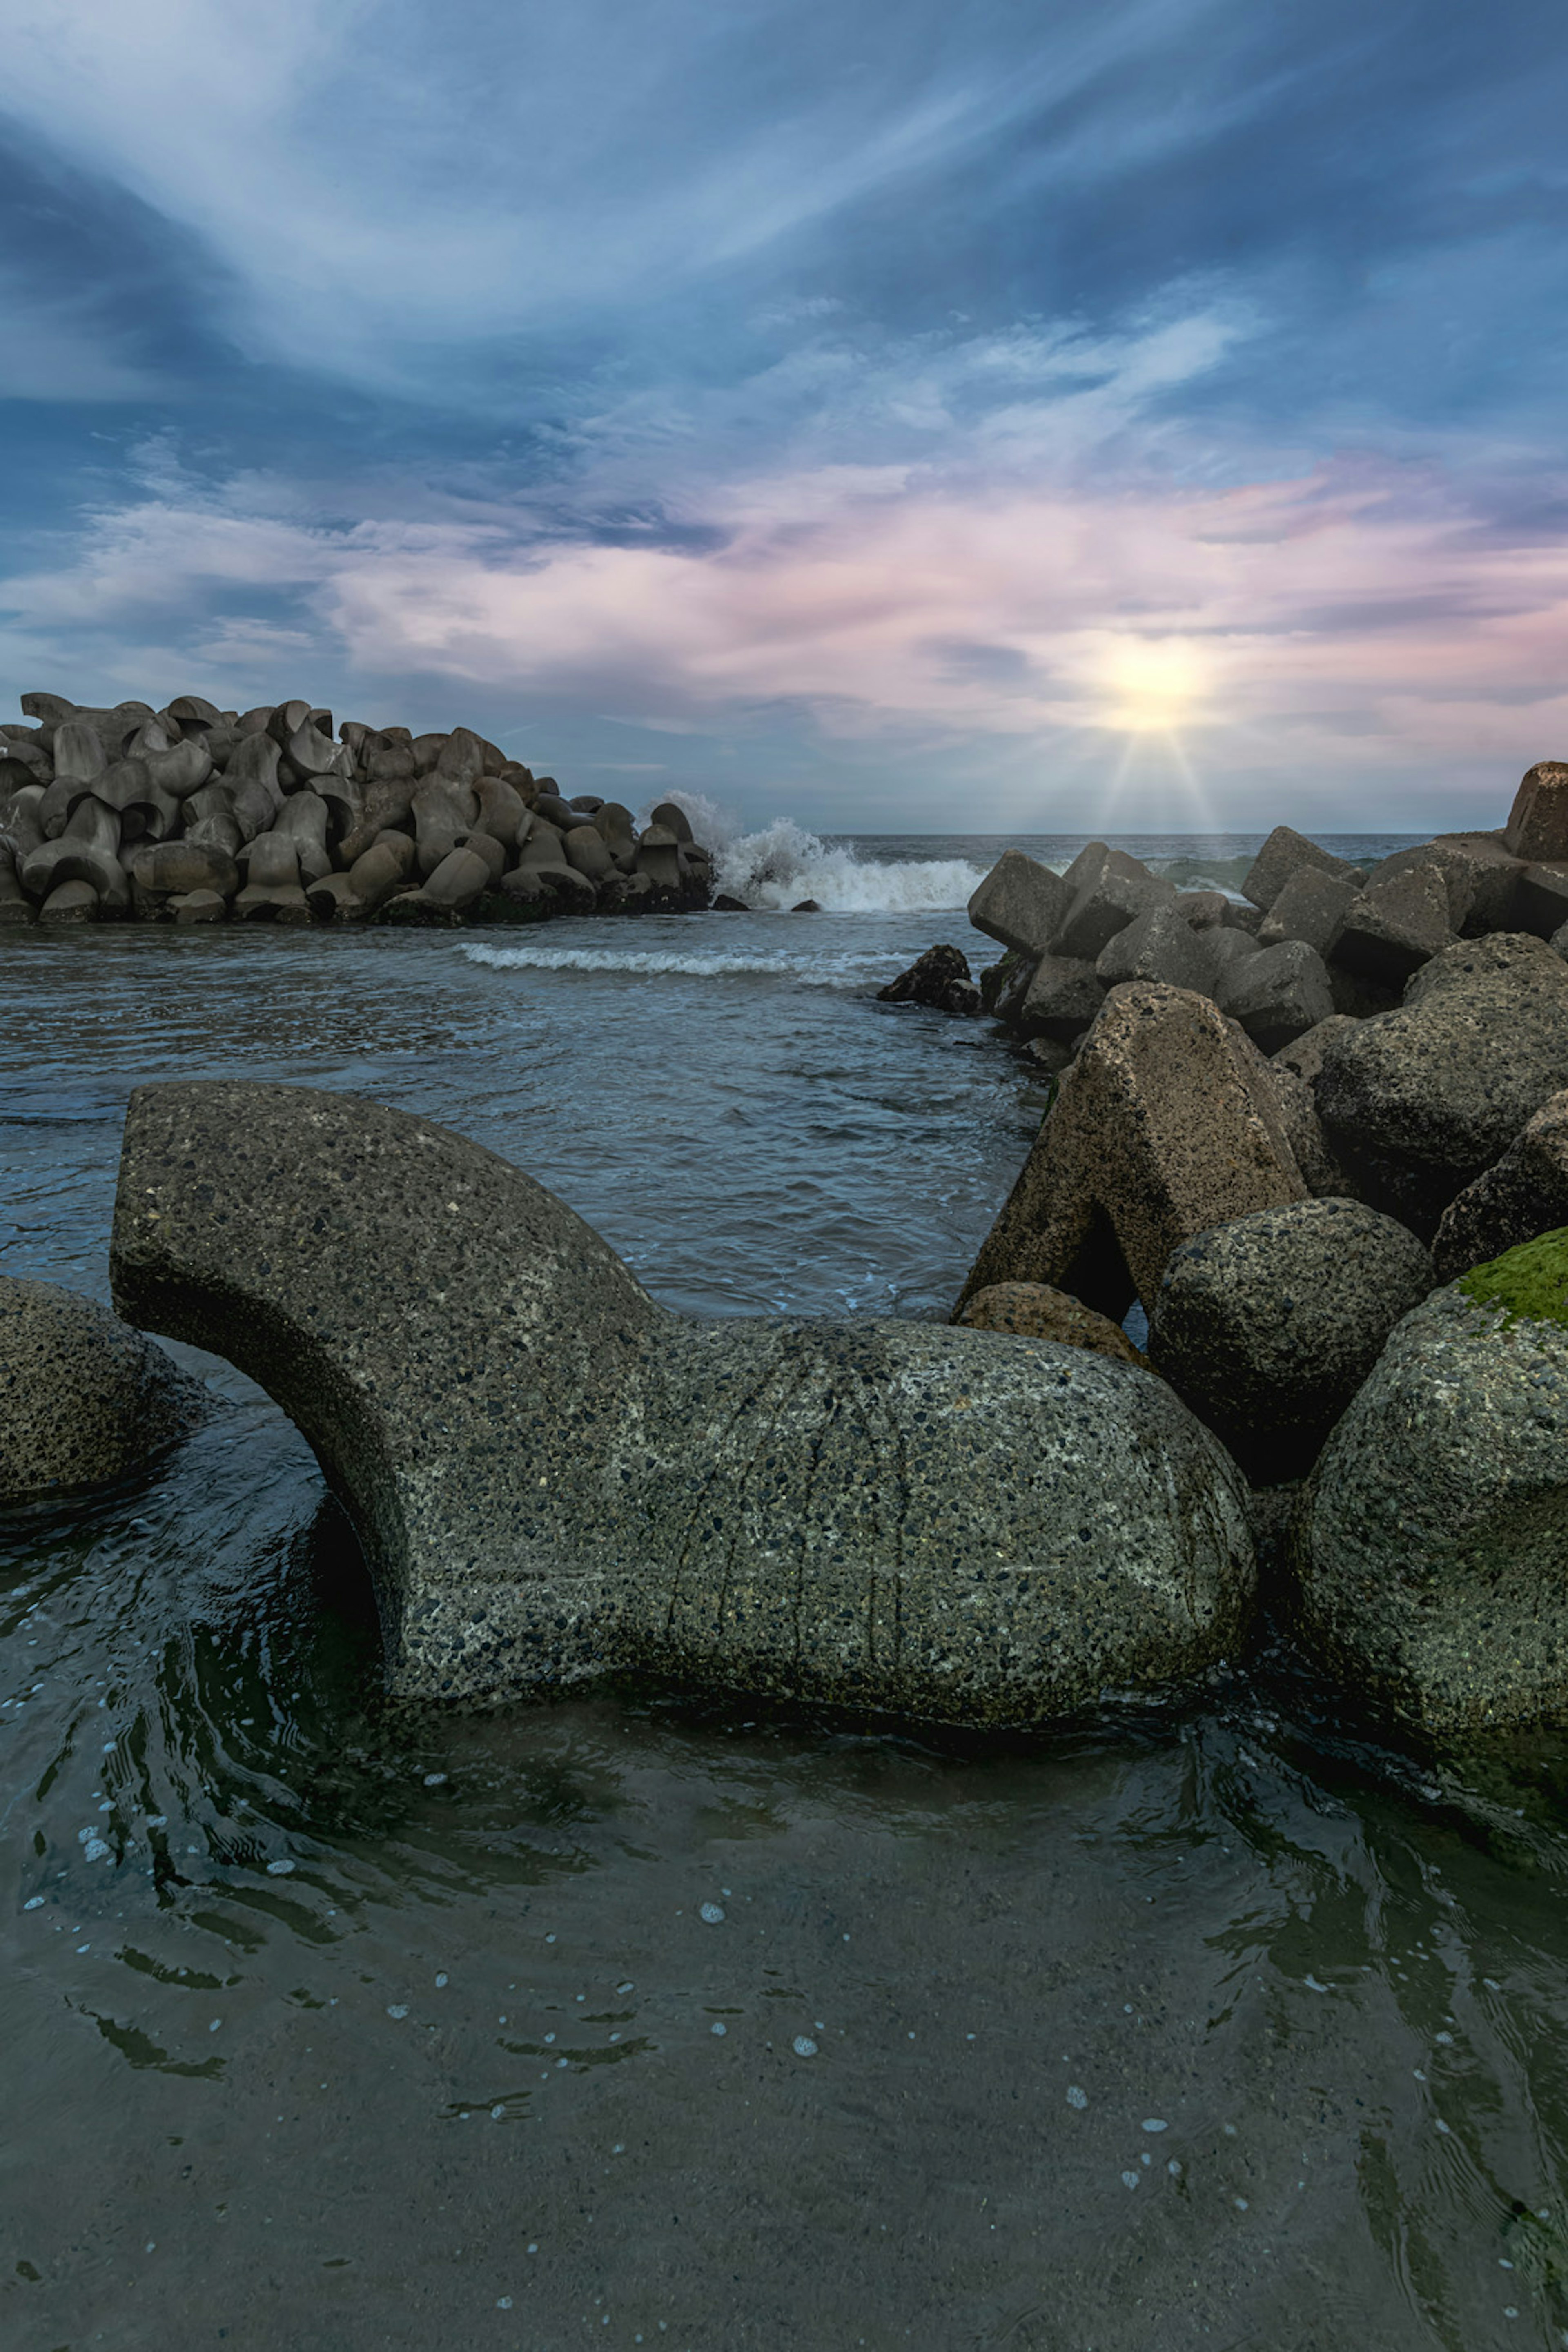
(0, 0), (1564, 833)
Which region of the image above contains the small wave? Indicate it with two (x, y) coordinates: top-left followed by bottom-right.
(463, 943), (889, 986)
(710, 817), (984, 915)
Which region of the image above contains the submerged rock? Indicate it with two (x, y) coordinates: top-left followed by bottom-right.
(111, 1081), (1256, 1725)
(1294, 1242), (1568, 1731)
(876, 944), (980, 1016)
(0, 1274), (204, 1502)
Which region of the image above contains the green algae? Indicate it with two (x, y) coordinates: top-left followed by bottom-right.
(1457, 1223), (1568, 1330)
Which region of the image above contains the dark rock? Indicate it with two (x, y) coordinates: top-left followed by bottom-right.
(1256, 865), (1356, 956)
(877, 944), (980, 1016)
(1016, 954), (1105, 1042)
(1512, 861), (1568, 940)
(1333, 864), (1451, 983)
(1428, 831), (1526, 933)
(1432, 1092), (1568, 1280)
(711, 893), (749, 911)
(1293, 1259), (1568, 1730)
(436, 727), (486, 788)
(955, 983), (1306, 1321)
(1174, 890), (1229, 929)
(790, 898), (822, 913)
(1216, 938), (1334, 1054)
(452, 830), (507, 884)
(649, 800), (695, 844)
(534, 793), (579, 832)
(1313, 934), (1568, 1234)
(109, 1082), (1255, 1723)
(412, 780), (478, 878)
(1503, 761), (1568, 861)
(1094, 902), (1213, 993)
(1148, 1199), (1432, 1484)
(967, 850), (1071, 958)
(1242, 826), (1361, 914)
(564, 824), (615, 883)
(0, 1273), (204, 1501)
(38, 879), (99, 922)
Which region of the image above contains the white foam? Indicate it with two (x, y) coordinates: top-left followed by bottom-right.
(463, 942), (888, 986)
(710, 817), (984, 914)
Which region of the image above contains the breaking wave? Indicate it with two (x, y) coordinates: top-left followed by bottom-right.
(463, 943), (891, 987)
(709, 819), (984, 914)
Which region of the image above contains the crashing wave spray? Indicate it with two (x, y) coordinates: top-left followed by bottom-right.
(642, 795), (984, 915)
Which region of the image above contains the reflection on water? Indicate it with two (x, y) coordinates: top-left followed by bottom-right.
(2, 894), (1564, 2350)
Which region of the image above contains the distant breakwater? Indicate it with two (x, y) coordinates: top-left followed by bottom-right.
(0, 690), (719, 927)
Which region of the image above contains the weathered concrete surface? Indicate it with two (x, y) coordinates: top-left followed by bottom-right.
(0, 1274), (204, 1502)
(955, 984), (1307, 1322)
(110, 1082), (1256, 1723)
(954, 1281), (1147, 1367)
(1147, 1199), (1432, 1486)
(1292, 1270), (1568, 1731)
(1432, 1090), (1568, 1281)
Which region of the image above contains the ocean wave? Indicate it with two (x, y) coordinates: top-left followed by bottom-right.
(463, 943), (891, 986)
(700, 814), (984, 914)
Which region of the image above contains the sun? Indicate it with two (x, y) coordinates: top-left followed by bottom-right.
(1096, 638), (1211, 733)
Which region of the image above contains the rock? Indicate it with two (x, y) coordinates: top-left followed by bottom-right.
(126, 840), (239, 902)
(1174, 890), (1229, 929)
(172, 890), (227, 924)
(474, 776), (529, 849)
(337, 777), (415, 863)
(22, 796), (129, 913)
(49, 718), (108, 787)
(1051, 842), (1175, 961)
(528, 861), (598, 913)
(637, 826), (684, 891)
(0, 1273), (204, 1501)
(1314, 934), (1568, 1234)
(452, 829), (506, 884)
(436, 726), (486, 788)
(1503, 761), (1568, 860)
(711, 893), (749, 912)
(1216, 938), (1334, 1054)
(1148, 1199), (1433, 1484)
(267, 699), (313, 750)
(1015, 954), (1105, 1042)
(167, 693), (222, 731)
(274, 791), (333, 885)
(534, 793), (579, 832)
(1332, 863), (1451, 983)
(568, 793), (604, 814)
(648, 800), (694, 844)
(1292, 1254), (1568, 1730)
(1427, 831), (1526, 934)
(1, 783), (47, 860)
(967, 850), (1072, 958)
(110, 1081), (1255, 1722)
(876, 944), (980, 1015)
(592, 802), (637, 859)
(955, 983), (1307, 1321)
(0, 844), (34, 924)
(412, 780), (478, 877)
(1094, 902), (1213, 993)
(1512, 861), (1568, 939)
(955, 1282), (1147, 1368)
(1256, 865), (1356, 955)
(39, 879), (99, 922)
(411, 845), (493, 912)
(515, 815), (566, 869)
(181, 786), (245, 860)
(1432, 1092), (1568, 1280)
(286, 718), (348, 784)
(1241, 826), (1361, 913)
(790, 898), (822, 913)
(563, 824), (615, 883)
(1201, 927), (1260, 994)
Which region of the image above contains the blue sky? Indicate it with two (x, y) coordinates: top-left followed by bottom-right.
(0, 0), (1564, 831)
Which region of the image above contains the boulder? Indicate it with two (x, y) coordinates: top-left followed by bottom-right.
(1502, 761), (1568, 861)
(966, 850), (1071, 958)
(1174, 890), (1229, 929)
(534, 793), (580, 832)
(1216, 937), (1334, 1054)
(648, 800), (695, 844)
(1051, 842), (1175, 961)
(1256, 865), (1356, 956)
(876, 944), (980, 1015)
(529, 860), (598, 913)
(436, 726), (486, 788)
(515, 815), (566, 869)
(1241, 826), (1361, 914)
(563, 824), (615, 883)
(592, 802), (637, 860)
(110, 1081), (1256, 1723)
(1313, 934), (1568, 1234)
(22, 796), (129, 913)
(1512, 861), (1568, 940)
(1332, 863), (1451, 984)
(0, 1273), (204, 1501)
(1428, 831), (1527, 934)
(0, 844), (34, 924)
(955, 983), (1307, 1322)
(1432, 1091), (1568, 1280)
(955, 1282), (1146, 1368)
(172, 890), (226, 925)
(1093, 902), (1213, 993)
(1015, 954), (1105, 1042)
(39, 879), (99, 922)
(181, 785), (245, 859)
(412, 779), (478, 878)
(452, 829), (507, 884)
(635, 825), (684, 891)
(1292, 1247), (1568, 1730)
(274, 791), (333, 885)
(1147, 1199), (1433, 1485)
(474, 775), (529, 849)
(126, 840), (239, 902)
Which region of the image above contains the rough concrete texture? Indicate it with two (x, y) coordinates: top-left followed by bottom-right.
(1313, 934), (1568, 1236)
(1051, 843), (1175, 962)
(1241, 826), (1361, 914)
(1256, 864), (1356, 955)
(954, 983), (1306, 1323)
(1293, 1278), (1568, 1731)
(1215, 938), (1334, 1054)
(966, 850), (1071, 959)
(1093, 902), (1212, 993)
(1512, 861), (1568, 940)
(1016, 954), (1105, 1041)
(1429, 832), (1527, 933)
(876, 944), (980, 1016)
(1147, 1199), (1433, 1486)
(954, 1281), (1147, 1368)
(111, 1082), (1256, 1723)
(1503, 762), (1568, 862)
(0, 1273), (204, 1503)
(1333, 864), (1452, 984)
(1432, 1091), (1568, 1281)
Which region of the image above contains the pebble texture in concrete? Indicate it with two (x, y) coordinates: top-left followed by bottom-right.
(110, 1081), (1256, 1723)
(0, 1273), (204, 1502)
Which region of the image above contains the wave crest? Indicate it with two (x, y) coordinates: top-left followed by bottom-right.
(710, 818), (984, 914)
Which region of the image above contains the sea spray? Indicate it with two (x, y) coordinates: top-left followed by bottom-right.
(462, 941), (893, 987)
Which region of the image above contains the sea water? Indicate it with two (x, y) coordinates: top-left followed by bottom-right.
(4, 832), (1568, 2351)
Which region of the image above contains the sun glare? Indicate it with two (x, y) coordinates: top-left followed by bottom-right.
(1096, 638), (1211, 733)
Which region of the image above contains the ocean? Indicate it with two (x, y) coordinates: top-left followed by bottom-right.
(5, 830), (1565, 2351)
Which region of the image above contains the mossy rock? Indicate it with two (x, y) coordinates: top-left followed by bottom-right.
(1458, 1224), (1568, 1330)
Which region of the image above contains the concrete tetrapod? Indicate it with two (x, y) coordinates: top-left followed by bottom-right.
(110, 1082), (1256, 1723)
